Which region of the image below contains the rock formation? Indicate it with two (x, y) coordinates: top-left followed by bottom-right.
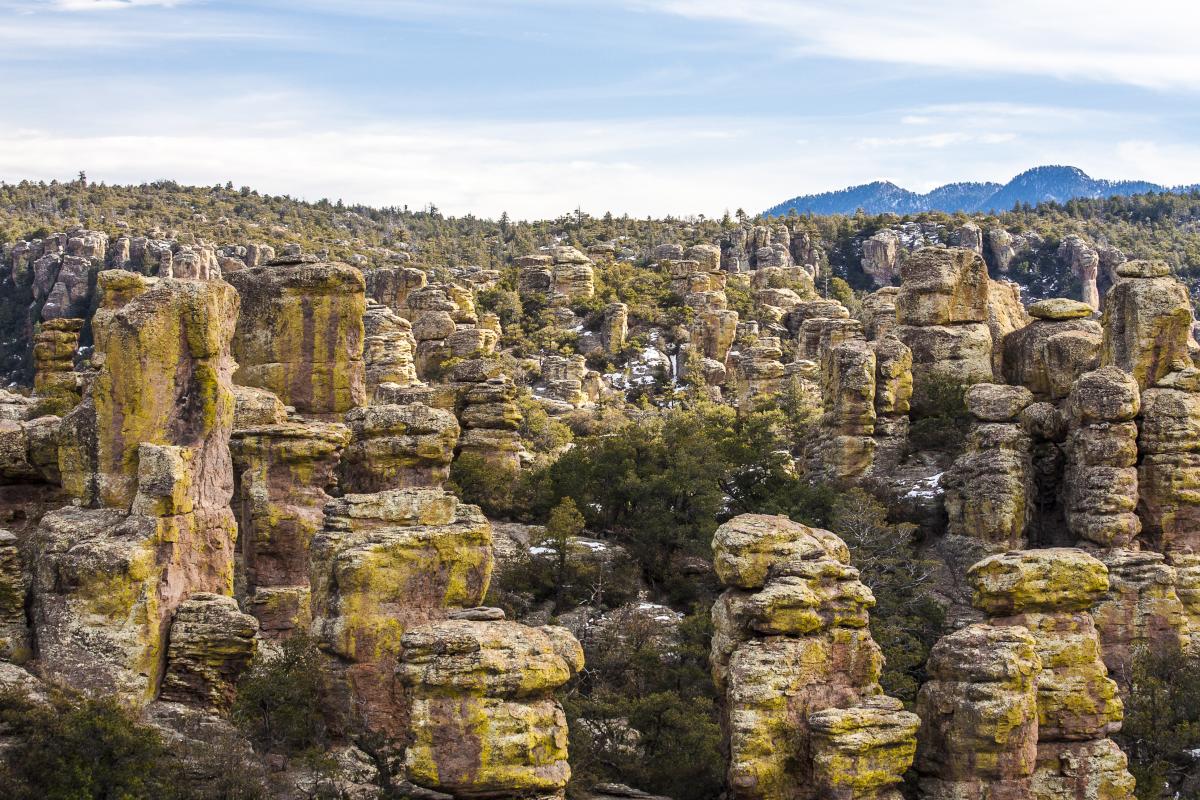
(1136, 367), (1200, 555)
(399, 619), (584, 798)
(711, 514), (918, 800)
(35, 270), (240, 701)
(229, 259), (367, 415)
(862, 230), (901, 286)
(896, 248), (994, 415)
(969, 550), (1135, 800)
(159, 593), (257, 713)
(1063, 368), (1141, 549)
(363, 300), (421, 401)
(943, 384), (1034, 552)
(550, 246), (596, 303)
(916, 623), (1042, 800)
(31, 317), (83, 412)
(1002, 299), (1101, 401)
(1100, 260), (1193, 392)
(1057, 235), (1102, 310)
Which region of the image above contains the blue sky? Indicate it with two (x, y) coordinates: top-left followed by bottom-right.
(0, 0), (1197, 218)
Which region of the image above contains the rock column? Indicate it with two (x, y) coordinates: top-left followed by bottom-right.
(710, 514), (917, 800)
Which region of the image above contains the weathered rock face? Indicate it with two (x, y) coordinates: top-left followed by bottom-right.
(398, 619), (584, 799)
(896, 247), (990, 327)
(363, 300), (421, 401)
(457, 372), (524, 472)
(950, 223), (984, 255)
(310, 488), (493, 736)
(809, 696), (920, 800)
(1063, 368), (1141, 548)
(33, 271), (240, 702)
(540, 354), (590, 410)
(230, 416), (350, 637)
(943, 384), (1034, 552)
(987, 279), (1031, 379)
(860, 288), (899, 341)
(1136, 367), (1200, 555)
(711, 514), (916, 800)
(32, 317), (83, 412)
(915, 623), (1042, 800)
(1003, 305), (1102, 401)
(159, 593), (257, 713)
(0, 529), (30, 662)
(861, 230), (901, 287)
(551, 247), (595, 303)
(896, 249), (994, 415)
(602, 302), (629, 354)
(1091, 549), (1191, 686)
(1100, 261), (1194, 392)
(59, 271), (239, 510)
(366, 265), (427, 315)
(516, 255), (554, 295)
(1057, 235), (1102, 310)
(968, 549), (1135, 800)
(734, 337), (787, 413)
(340, 403), (459, 492)
(985, 228), (1041, 275)
(694, 309), (740, 365)
(229, 261), (367, 415)
(814, 338), (877, 481)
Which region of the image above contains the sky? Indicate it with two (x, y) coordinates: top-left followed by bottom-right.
(0, 0), (1197, 219)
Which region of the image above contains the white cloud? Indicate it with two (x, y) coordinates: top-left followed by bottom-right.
(4, 111), (1197, 219)
(50, 0), (186, 10)
(627, 0), (1200, 90)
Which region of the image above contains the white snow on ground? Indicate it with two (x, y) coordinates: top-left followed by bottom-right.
(904, 472), (944, 500)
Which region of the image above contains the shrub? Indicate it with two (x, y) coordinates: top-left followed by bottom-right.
(232, 635), (328, 755)
(1116, 644), (1200, 800)
(0, 688), (183, 800)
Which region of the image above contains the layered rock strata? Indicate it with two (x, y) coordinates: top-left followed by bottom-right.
(1063, 368), (1141, 548)
(398, 619), (584, 799)
(970, 550), (1135, 800)
(896, 248), (994, 416)
(943, 384), (1035, 552)
(710, 514), (917, 800)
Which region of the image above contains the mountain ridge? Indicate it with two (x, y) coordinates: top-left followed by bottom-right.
(764, 165), (1197, 217)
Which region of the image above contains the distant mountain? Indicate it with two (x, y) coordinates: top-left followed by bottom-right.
(764, 166), (1190, 217)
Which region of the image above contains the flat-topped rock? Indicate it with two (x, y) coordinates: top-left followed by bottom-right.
(1029, 298), (1094, 320)
(1115, 259), (1170, 278)
(966, 383), (1034, 422)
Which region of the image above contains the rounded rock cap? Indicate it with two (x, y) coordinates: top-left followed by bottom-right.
(1116, 259), (1171, 278)
(966, 383), (1034, 422)
(968, 548), (1109, 615)
(1029, 298), (1094, 320)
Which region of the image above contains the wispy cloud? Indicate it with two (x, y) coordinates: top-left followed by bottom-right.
(50, 0), (187, 10)
(627, 0), (1200, 90)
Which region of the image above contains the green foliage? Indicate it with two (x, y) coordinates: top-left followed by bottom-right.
(517, 393), (574, 454)
(565, 609), (723, 800)
(1116, 645), (1200, 800)
(908, 375), (971, 455)
(232, 634), (328, 755)
(449, 452), (531, 519)
(0, 688), (187, 800)
(830, 490), (945, 703)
